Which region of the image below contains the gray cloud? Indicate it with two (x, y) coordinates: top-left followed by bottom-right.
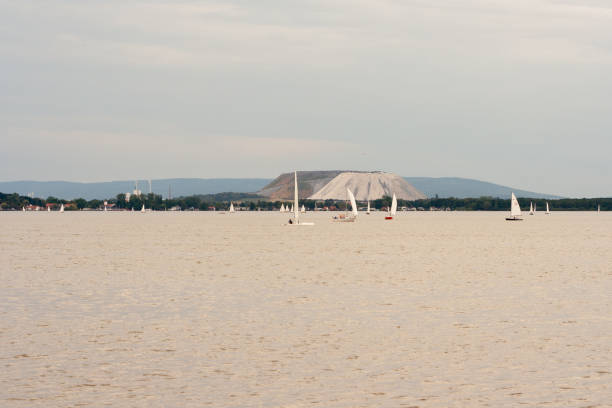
(1, 0), (611, 196)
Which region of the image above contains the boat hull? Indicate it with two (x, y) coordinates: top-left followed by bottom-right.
(385, 216), (393, 220)
(505, 217), (523, 221)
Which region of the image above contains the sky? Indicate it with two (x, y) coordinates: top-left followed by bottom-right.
(1, 0), (611, 197)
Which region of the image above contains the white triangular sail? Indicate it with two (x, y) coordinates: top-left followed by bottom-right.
(47, 206), (50, 212)
(22, 206), (26, 212)
(280, 204), (285, 212)
(293, 171), (299, 224)
(347, 188), (358, 216)
(141, 204), (145, 213)
(59, 204), (64, 213)
(301, 205), (305, 213)
(390, 194), (397, 216)
(545, 202), (550, 214)
(229, 202), (235, 213)
(529, 202), (533, 215)
(510, 193), (521, 217)
(366, 201), (370, 214)
(598, 204), (601, 213)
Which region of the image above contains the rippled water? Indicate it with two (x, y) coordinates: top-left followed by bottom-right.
(1, 211), (611, 407)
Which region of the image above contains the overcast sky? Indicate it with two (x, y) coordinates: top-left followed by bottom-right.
(1, 0), (611, 196)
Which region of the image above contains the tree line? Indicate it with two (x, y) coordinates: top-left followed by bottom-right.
(1, 191), (610, 211)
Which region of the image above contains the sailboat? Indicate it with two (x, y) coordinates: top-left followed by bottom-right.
(279, 204), (285, 212)
(529, 202), (534, 215)
(385, 194), (397, 220)
(545, 202), (550, 215)
(534, 203), (537, 214)
(598, 204), (601, 214)
(47, 206), (50, 212)
(59, 204), (64, 213)
(366, 201), (371, 215)
(506, 192), (522, 221)
(229, 202), (235, 213)
(332, 188), (358, 222)
(290, 204), (294, 213)
(286, 171), (314, 226)
(301, 205), (306, 214)
(22, 206), (26, 212)
(141, 204), (145, 213)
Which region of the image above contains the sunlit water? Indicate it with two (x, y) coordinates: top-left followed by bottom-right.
(1, 211), (611, 407)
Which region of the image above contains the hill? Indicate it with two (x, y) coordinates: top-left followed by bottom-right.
(309, 172), (425, 201)
(405, 177), (563, 199)
(257, 171), (344, 199)
(0, 178), (271, 200)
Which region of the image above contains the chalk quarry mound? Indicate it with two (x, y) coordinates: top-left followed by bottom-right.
(309, 172), (426, 201)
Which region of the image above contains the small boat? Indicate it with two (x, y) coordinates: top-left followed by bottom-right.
(279, 204), (285, 212)
(141, 204), (145, 213)
(59, 204), (64, 213)
(385, 194), (397, 220)
(229, 202), (235, 214)
(47, 206), (50, 212)
(529, 202), (534, 215)
(301, 205), (306, 214)
(545, 202), (550, 215)
(366, 201), (371, 215)
(286, 171), (314, 226)
(332, 188), (358, 222)
(22, 206), (26, 212)
(506, 192), (522, 221)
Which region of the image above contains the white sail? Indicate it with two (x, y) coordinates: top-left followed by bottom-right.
(366, 201), (370, 214)
(293, 171), (299, 224)
(22, 206), (26, 212)
(598, 204), (601, 213)
(347, 188), (358, 216)
(511, 193), (521, 216)
(141, 204), (145, 213)
(529, 202), (533, 214)
(390, 194), (397, 216)
(301, 205), (305, 213)
(229, 202), (235, 213)
(59, 204), (64, 213)
(534, 203), (537, 213)
(279, 204), (284, 212)
(545, 202), (550, 214)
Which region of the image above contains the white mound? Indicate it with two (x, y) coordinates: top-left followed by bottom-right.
(309, 172), (426, 201)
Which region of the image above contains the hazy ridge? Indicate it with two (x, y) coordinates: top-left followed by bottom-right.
(1, 175), (564, 200)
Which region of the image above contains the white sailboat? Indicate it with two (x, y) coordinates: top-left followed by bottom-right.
(506, 192), (522, 221)
(385, 194), (397, 220)
(529, 202), (534, 215)
(366, 201), (371, 215)
(279, 203), (285, 212)
(545, 202), (550, 215)
(47, 206), (50, 212)
(534, 203), (537, 214)
(287, 171), (313, 226)
(141, 204), (145, 213)
(22, 206), (26, 212)
(290, 204), (294, 213)
(59, 204), (64, 213)
(301, 205), (306, 214)
(598, 204), (601, 214)
(333, 188), (358, 222)
(229, 202), (235, 213)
